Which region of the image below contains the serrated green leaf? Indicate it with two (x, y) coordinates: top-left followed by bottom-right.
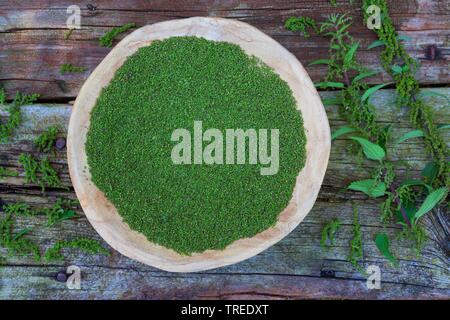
(309, 59), (331, 66)
(367, 40), (385, 49)
(352, 70), (378, 83)
(361, 83), (392, 102)
(344, 42), (359, 65)
(397, 35), (412, 42)
(13, 227), (33, 241)
(414, 187), (448, 220)
(315, 82), (345, 89)
(399, 179), (432, 192)
(350, 137), (386, 161)
(396, 129), (424, 144)
(421, 162), (438, 184)
(331, 126), (357, 140)
(375, 233), (399, 267)
(348, 179), (386, 198)
(321, 97), (343, 106)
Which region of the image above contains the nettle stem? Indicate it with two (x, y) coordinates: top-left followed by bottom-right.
(390, 185), (412, 228)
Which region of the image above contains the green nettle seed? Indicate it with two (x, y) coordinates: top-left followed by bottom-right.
(86, 36), (307, 255)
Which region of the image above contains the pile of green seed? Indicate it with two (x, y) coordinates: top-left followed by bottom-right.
(86, 36), (306, 254)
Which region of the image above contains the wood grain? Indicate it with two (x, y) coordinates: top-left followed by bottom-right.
(1, 88), (449, 298)
(1, 0), (449, 99)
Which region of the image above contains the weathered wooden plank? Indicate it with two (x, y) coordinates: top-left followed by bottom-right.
(0, 88), (449, 299)
(1, 0), (449, 99)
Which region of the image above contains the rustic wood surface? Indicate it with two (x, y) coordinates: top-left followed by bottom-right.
(0, 0), (449, 299)
(1, 89), (449, 299)
(0, 0), (449, 100)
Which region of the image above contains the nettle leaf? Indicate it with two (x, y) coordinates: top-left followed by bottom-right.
(309, 59), (331, 66)
(321, 97), (343, 106)
(391, 65), (403, 74)
(361, 83), (392, 103)
(414, 187), (448, 220)
(418, 91), (450, 105)
(368, 39), (385, 50)
(57, 209), (77, 222)
(375, 233), (399, 267)
(348, 179), (386, 198)
(350, 137), (386, 161)
(400, 179), (433, 192)
(396, 201), (416, 224)
(344, 42), (359, 65)
(331, 44), (341, 50)
(352, 70), (378, 83)
(396, 129), (424, 144)
(13, 227), (33, 241)
(331, 126), (357, 140)
(315, 82), (345, 89)
(421, 162), (438, 184)
(397, 35), (412, 42)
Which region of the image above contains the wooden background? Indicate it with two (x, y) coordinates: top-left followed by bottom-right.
(0, 0), (449, 299)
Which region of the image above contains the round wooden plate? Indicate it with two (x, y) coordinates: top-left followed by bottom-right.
(67, 17), (330, 272)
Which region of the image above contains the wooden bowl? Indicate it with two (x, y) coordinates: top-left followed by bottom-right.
(67, 17), (330, 272)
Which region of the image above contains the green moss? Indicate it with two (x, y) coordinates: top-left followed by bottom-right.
(86, 36), (306, 254)
(362, 0), (449, 187)
(0, 211), (40, 262)
(60, 63), (86, 74)
(99, 23), (136, 47)
(398, 222), (426, 256)
(3, 203), (35, 216)
(44, 238), (110, 262)
(42, 199), (78, 227)
(34, 126), (59, 152)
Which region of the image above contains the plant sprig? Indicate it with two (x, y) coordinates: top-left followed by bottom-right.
(60, 63), (86, 74)
(44, 238), (110, 262)
(99, 23), (136, 47)
(1, 89), (39, 143)
(18, 153), (64, 191)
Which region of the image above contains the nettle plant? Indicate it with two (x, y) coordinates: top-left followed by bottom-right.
(286, 12), (448, 267)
